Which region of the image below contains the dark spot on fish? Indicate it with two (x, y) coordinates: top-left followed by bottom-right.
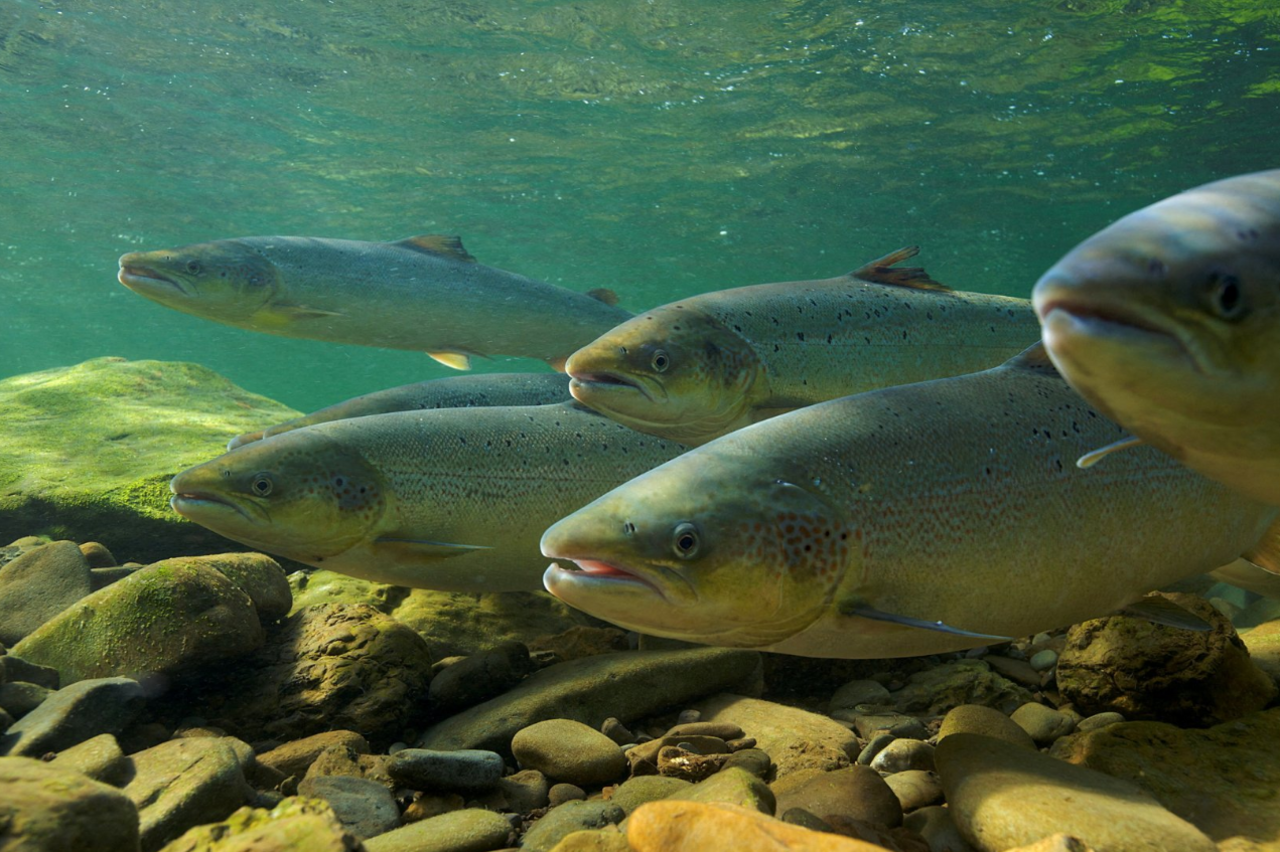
(106, 432), (131, 441)
(796, 331), (805, 342)
(1147, 258), (1167, 277)
(1237, 228), (1259, 242)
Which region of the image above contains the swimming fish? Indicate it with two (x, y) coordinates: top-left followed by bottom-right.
(540, 345), (1279, 658)
(171, 401), (687, 592)
(227, 372), (572, 449)
(1033, 170), (1280, 506)
(119, 235), (632, 370)
(564, 247), (1040, 445)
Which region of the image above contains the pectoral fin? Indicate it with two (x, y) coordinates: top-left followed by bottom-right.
(428, 351), (482, 370)
(1120, 594), (1212, 632)
(373, 537), (492, 561)
(254, 304), (346, 327)
(841, 601), (1013, 640)
(1076, 434), (1145, 469)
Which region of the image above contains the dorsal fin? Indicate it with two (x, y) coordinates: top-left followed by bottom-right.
(850, 246), (951, 291)
(393, 235), (477, 263)
(586, 287), (619, 306)
(1003, 341), (1060, 376)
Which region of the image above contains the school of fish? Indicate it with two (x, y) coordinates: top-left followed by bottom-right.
(139, 172), (1280, 658)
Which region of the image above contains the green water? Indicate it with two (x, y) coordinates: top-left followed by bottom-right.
(2, 0), (1277, 412)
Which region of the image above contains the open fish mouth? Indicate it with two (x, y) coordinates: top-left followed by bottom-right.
(119, 264), (189, 296)
(569, 372), (655, 403)
(170, 489), (257, 523)
(1037, 296), (1174, 339)
(551, 558), (660, 590)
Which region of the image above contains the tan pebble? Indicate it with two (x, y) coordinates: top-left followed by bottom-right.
(627, 800), (897, 851)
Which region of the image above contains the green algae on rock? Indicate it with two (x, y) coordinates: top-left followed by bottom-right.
(11, 555), (276, 684)
(0, 358), (300, 563)
(157, 796), (362, 852)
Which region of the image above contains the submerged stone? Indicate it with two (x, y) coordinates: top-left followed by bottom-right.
(0, 676), (145, 757)
(0, 358), (300, 562)
(125, 737), (255, 852)
(0, 539), (93, 645)
(156, 796), (362, 852)
(0, 756), (140, 852)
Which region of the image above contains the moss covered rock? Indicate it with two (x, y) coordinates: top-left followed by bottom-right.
(11, 555), (268, 683)
(158, 796), (363, 852)
(0, 357), (299, 563)
(0, 755), (140, 852)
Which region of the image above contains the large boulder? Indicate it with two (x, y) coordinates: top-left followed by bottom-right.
(0, 756), (140, 852)
(11, 555), (274, 684)
(1050, 707), (1280, 846)
(0, 540), (93, 644)
(156, 796), (363, 852)
(0, 357), (300, 561)
(1056, 593), (1277, 727)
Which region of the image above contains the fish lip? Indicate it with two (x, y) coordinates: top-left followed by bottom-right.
(1036, 295), (1172, 338)
(119, 264), (189, 297)
(546, 557), (688, 604)
(568, 372), (652, 401)
(170, 489), (260, 523)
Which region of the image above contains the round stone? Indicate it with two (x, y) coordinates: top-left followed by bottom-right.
(1029, 649), (1059, 672)
(512, 719), (627, 786)
(869, 738), (935, 774)
(386, 747), (504, 792)
(1010, 702), (1077, 745)
(937, 703), (1036, 750)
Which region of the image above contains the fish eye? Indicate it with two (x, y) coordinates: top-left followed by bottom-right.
(671, 522), (700, 559)
(250, 472), (274, 497)
(651, 349), (671, 373)
(1208, 272), (1246, 320)
(186, 260), (202, 275)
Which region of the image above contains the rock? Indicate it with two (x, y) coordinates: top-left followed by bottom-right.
(869, 738), (935, 774)
(0, 755), (140, 852)
(419, 648), (761, 756)
(722, 748), (773, 779)
(304, 745), (394, 790)
(0, 676), (145, 757)
(513, 719), (627, 786)
(981, 655), (1042, 689)
(772, 766), (902, 828)
(48, 732), (130, 785)
(903, 806), (976, 852)
(522, 801), (626, 852)
(884, 770), (944, 812)
(1056, 592), (1277, 726)
(547, 829), (630, 852)
(497, 767), (550, 812)
(1029, 650), (1058, 672)
(168, 552), (292, 622)
(156, 796), (362, 852)
(10, 556), (266, 683)
(0, 680), (51, 718)
(1075, 712), (1125, 733)
(386, 747), (504, 792)
(0, 358), (301, 560)
(363, 806), (513, 852)
(665, 765), (775, 813)
(296, 774), (400, 839)
(549, 783), (587, 805)
(186, 603), (433, 750)
(828, 679), (892, 713)
(0, 540), (93, 645)
(627, 800), (893, 851)
(125, 737), (256, 852)
(855, 732), (895, 766)
(692, 694), (857, 779)
(390, 588), (599, 660)
(607, 775), (692, 814)
(1241, 618), (1280, 683)
(1050, 707), (1280, 845)
(890, 660), (1033, 716)
(664, 720), (745, 740)
(92, 565), (139, 590)
(527, 626), (630, 663)
(935, 733), (1215, 852)
(1010, 703), (1076, 745)
(1002, 836), (1097, 852)
(0, 654), (60, 689)
(79, 541), (116, 568)
(936, 704), (1036, 750)
(257, 731), (371, 779)
(427, 640), (532, 713)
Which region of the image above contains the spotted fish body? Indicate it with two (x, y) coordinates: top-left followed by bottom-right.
(565, 248), (1041, 445)
(541, 346), (1277, 658)
(171, 401), (687, 592)
(118, 235), (632, 369)
(228, 372), (573, 449)
(1033, 170), (1280, 506)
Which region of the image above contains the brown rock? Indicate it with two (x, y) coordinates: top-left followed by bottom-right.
(1056, 592), (1277, 727)
(527, 626), (630, 662)
(771, 766), (902, 828)
(257, 731), (371, 779)
(937, 704), (1035, 750)
(692, 695), (857, 779)
(627, 800), (897, 851)
(158, 796), (363, 852)
(1049, 707), (1280, 845)
(0, 756), (139, 851)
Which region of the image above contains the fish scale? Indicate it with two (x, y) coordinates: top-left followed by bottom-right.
(170, 401), (688, 592)
(541, 346), (1279, 658)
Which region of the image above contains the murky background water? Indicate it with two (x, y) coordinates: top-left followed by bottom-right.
(2, 0), (1276, 411)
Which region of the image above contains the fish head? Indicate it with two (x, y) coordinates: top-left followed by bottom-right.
(541, 448), (855, 647)
(565, 304), (765, 445)
(118, 239), (280, 324)
(169, 428), (388, 565)
(1034, 170), (1280, 447)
